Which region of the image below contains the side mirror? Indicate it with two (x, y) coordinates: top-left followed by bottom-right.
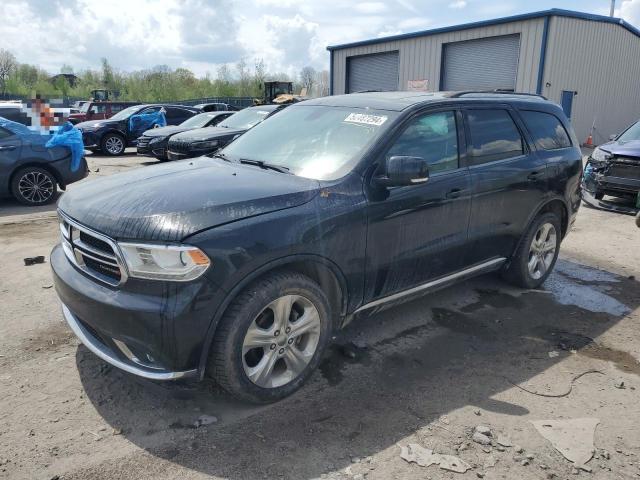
(374, 156), (429, 187)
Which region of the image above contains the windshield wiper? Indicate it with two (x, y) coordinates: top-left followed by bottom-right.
(211, 152), (231, 162)
(239, 158), (290, 174)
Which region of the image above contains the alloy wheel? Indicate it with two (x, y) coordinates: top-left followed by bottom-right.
(527, 222), (557, 280)
(18, 171), (54, 204)
(242, 294), (321, 389)
(105, 136), (124, 155)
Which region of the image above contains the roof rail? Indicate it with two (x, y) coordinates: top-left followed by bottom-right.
(448, 90), (548, 100)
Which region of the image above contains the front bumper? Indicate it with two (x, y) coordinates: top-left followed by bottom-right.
(80, 131), (99, 148)
(61, 304), (197, 380)
(137, 137), (168, 159)
(51, 243), (221, 379)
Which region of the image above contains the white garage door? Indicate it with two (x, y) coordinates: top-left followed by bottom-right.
(442, 34), (521, 91)
(347, 51), (399, 93)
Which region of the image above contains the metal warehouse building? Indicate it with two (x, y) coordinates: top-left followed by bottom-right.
(327, 9), (640, 144)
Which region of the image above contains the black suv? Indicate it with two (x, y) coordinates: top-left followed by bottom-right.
(51, 92), (582, 402)
(76, 104), (201, 156)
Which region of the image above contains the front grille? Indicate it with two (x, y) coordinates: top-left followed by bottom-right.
(609, 157), (640, 180)
(168, 139), (191, 154)
(137, 136), (151, 148)
(59, 213), (127, 286)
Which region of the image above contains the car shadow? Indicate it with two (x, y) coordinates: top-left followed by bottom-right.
(0, 193), (60, 219)
(75, 260), (639, 479)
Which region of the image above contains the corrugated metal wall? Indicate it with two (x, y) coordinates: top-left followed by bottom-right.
(542, 16), (640, 144)
(331, 19), (545, 96)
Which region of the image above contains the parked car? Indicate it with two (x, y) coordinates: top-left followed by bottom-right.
(137, 111), (234, 161)
(76, 104), (201, 156)
(52, 91), (581, 402)
(0, 118), (87, 205)
(68, 101), (140, 125)
(193, 103), (241, 112)
(583, 119), (640, 213)
(166, 104), (282, 160)
(0, 102), (30, 126)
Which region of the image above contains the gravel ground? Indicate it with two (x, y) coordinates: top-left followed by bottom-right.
(0, 151), (639, 480)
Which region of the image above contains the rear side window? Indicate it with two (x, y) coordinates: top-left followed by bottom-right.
(466, 109), (524, 164)
(520, 110), (572, 150)
(110, 104), (127, 113)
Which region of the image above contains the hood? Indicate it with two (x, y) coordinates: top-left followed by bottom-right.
(171, 126), (245, 142)
(75, 119), (122, 130)
(142, 125), (192, 138)
(58, 156), (319, 242)
(600, 139), (640, 158)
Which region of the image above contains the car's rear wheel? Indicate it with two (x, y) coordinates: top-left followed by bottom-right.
(11, 167), (58, 206)
(208, 271), (332, 403)
(101, 133), (126, 156)
(503, 212), (561, 288)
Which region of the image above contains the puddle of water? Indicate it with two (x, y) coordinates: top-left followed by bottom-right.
(554, 260), (620, 283)
(460, 289), (525, 313)
(543, 273), (630, 316)
(431, 307), (492, 337)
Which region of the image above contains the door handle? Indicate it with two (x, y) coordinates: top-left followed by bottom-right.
(527, 171), (543, 181)
(445, 188), (465, 199)
(0, 145), (16, 151)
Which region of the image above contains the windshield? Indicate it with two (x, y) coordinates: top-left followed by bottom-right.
(109, 105), (142, 121)
(218, 108), (272, 129)
(180, 112), (221, 128)
(617, 120), (640, 143)
(80, 102), (90, 113)
(221, 105), (398, 180)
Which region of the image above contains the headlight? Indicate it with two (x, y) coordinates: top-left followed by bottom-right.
(118, 243), (210, 281)
(149, 136), (165, 145)
(590, 147), (611, 162)
(191, 140), (218, 150)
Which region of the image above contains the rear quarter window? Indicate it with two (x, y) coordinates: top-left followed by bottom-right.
(520, 110), (572, 150)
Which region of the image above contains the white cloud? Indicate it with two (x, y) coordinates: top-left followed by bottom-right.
(354, 2), (388, 14)
(617, 0), (640, 26)
(449, 0), (467, 8)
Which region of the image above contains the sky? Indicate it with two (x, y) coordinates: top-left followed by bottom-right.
(3, 0), (640, 78)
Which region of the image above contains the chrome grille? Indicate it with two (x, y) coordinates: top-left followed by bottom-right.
(59, 212), (127, 286)
(137, 135), (151, 148)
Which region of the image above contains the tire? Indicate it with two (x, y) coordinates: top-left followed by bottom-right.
(502, 212), (561, 289)
(100, 133), (126, 156)
(208, 271), (333, 403)
(635, 211), (640, 228)
(11, 167), (58, 206)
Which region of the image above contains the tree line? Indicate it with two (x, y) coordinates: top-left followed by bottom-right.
(0, 49), (329, 102)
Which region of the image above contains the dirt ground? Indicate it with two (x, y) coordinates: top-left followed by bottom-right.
(1, 152), (639, 480)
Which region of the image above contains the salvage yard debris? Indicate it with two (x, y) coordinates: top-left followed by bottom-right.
(399, 443), (471, 473)
(531, 418), (600, 471)
(23, 255), (45, 266)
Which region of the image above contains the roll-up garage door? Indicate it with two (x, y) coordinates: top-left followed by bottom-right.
(347, 51), (399, 93)
(442, 34), (520, 91)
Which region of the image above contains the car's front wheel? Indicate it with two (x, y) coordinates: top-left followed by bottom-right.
(101, 133), (126, 156)
(209, 271), (332, 403)
(11, 167), (58, 206)
(503, 212), (561, 288)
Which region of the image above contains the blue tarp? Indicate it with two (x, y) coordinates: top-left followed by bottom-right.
(45, 122), (84, 172)
(0, 116), (33, 136)
(128, 109), (167, 137)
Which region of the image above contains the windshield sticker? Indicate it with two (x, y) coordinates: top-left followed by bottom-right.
(344, 113), (387, 126)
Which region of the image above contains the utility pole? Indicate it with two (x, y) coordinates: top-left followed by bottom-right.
(610, 0), (615, 17)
